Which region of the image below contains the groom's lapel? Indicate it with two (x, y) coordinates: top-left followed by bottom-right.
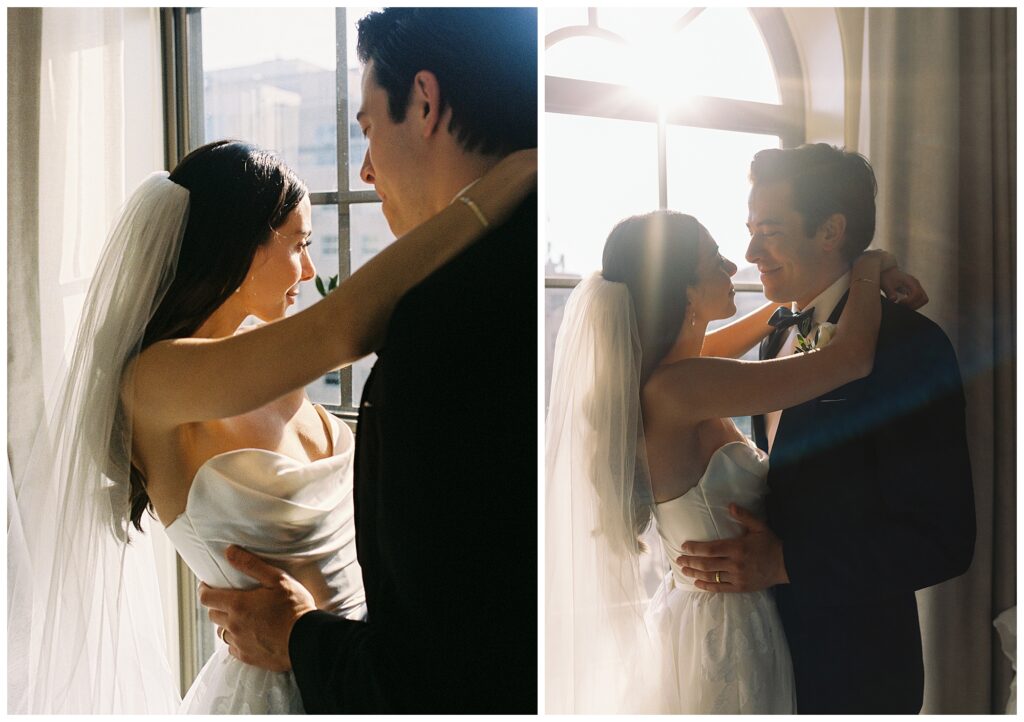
(769, 290), (852, 465)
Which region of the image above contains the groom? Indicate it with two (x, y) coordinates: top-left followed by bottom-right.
(678, 144), (975, 713)
(200, 8), (537, 713)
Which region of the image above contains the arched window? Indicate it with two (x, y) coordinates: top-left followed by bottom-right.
(544, 7), (805, 408)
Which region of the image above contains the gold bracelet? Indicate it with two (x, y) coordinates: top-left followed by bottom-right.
(853, 277), (878, 285)
(458, 195), (489, 229)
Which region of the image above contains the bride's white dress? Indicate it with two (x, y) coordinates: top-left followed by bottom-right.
(164, 405), (366, 714)
(646, 440), (797, 714)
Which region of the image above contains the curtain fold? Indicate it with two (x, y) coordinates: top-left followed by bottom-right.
(7, 9), (45, 713)
(859, 7), (1016, 713)
(7, 8), (44, 489)
(7, 8), (180, 713)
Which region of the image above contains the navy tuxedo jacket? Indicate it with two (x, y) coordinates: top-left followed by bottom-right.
(755, 294), (975, 713)
(288, 195), (538, 713)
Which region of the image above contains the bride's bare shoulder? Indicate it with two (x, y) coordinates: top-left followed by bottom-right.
(642, 357), (714, 422)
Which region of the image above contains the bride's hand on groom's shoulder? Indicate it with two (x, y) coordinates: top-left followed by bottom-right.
(878, 256), (929, 310)
(676, 504), (789, 593)
(199, 545), (317, 672)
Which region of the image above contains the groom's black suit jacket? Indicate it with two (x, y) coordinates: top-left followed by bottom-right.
(755, 294), (975, 714)
(288, 195), (537, 713)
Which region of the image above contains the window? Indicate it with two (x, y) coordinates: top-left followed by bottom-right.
(165, 6), (389, 688)
(544, 7), (805, 434)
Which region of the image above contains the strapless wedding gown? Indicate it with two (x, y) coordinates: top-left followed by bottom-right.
(646, 440), (796, 714)
(165, 405), (366, 714)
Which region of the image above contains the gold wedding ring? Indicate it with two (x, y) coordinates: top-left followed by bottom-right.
(217, 627), (227, 644)
(715, 571), (722, 584)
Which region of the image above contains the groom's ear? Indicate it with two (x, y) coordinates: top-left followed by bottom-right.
(410, 70), (445, 139)
(816, 212), (847, 252)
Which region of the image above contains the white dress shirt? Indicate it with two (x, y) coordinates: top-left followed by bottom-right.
(765, 272), (851, 452)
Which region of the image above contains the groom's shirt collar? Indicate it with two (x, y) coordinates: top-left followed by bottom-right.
(795, 271), (851, 326)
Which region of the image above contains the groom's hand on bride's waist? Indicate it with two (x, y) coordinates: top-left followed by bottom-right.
(198, 545), (317, 672)
(676, 504), (790, 593)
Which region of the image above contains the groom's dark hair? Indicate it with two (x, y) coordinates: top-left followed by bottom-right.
(356, 7), (537, 157)
(750, 143), (877, 263)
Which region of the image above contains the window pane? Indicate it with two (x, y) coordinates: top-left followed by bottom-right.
(666, 126), (779, 282)
(543, 7), (588, 35)
(201, 8), (338, 191)
(544, 287), (573, 410)
(345, 7), (381, 192)
(545, 35), (631, 85)
(544, 8), (780, 105)
(546, 113), (658, 278)
(350, 202), (395, 402)
(288, 204), (342, 406)
(596, 7), (696, 42)
(661, 8), (780, 104)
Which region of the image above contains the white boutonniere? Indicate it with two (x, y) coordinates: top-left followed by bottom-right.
(794, 322), (837, 354)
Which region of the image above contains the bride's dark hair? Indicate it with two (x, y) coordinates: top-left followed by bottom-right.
(602, 211), (702, 381)
(126, 140), (307, 532)
(599, 210), (702, 550)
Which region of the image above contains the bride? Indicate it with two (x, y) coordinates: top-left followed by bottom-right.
(545, 210), (925, 713)
(16, 139), (535, 713)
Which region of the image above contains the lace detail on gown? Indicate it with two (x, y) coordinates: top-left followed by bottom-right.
(646, 441), (796, 714)
(164, 406), (366, 714)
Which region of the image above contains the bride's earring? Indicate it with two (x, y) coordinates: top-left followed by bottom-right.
(689, 311), (696, 328)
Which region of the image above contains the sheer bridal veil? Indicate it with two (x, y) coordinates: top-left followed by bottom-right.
(545, 273), (664, 713)
(9, 172), (187, 712)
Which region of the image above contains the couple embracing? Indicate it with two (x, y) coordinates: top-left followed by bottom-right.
(26, 7), (537, 715)
(546, 143), (976, 714)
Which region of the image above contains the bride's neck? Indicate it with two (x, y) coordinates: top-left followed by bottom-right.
(658, 320), (707, 367)
(194, 298), (248, 339)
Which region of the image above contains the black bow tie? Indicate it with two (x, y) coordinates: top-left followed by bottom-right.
(768, 306), (816, 338)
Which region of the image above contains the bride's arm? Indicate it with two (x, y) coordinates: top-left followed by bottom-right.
(699, 301), (776, 359)
(129, 150), (536, 426)
(646, 251), (884, 421)
(699, 251), (921, 360)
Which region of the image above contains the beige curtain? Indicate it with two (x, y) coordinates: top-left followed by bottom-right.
(7, 13), (44, 710)
(859, 7), (1016, 714)
(7, 9), (45, 485)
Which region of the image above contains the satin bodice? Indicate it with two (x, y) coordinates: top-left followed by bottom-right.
(164, 405), (365, 617)
(653, 441), (769, 590)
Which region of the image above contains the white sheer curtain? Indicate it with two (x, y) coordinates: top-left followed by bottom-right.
(8, 8), (181, 713)
(858, 7), (1016, 713)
